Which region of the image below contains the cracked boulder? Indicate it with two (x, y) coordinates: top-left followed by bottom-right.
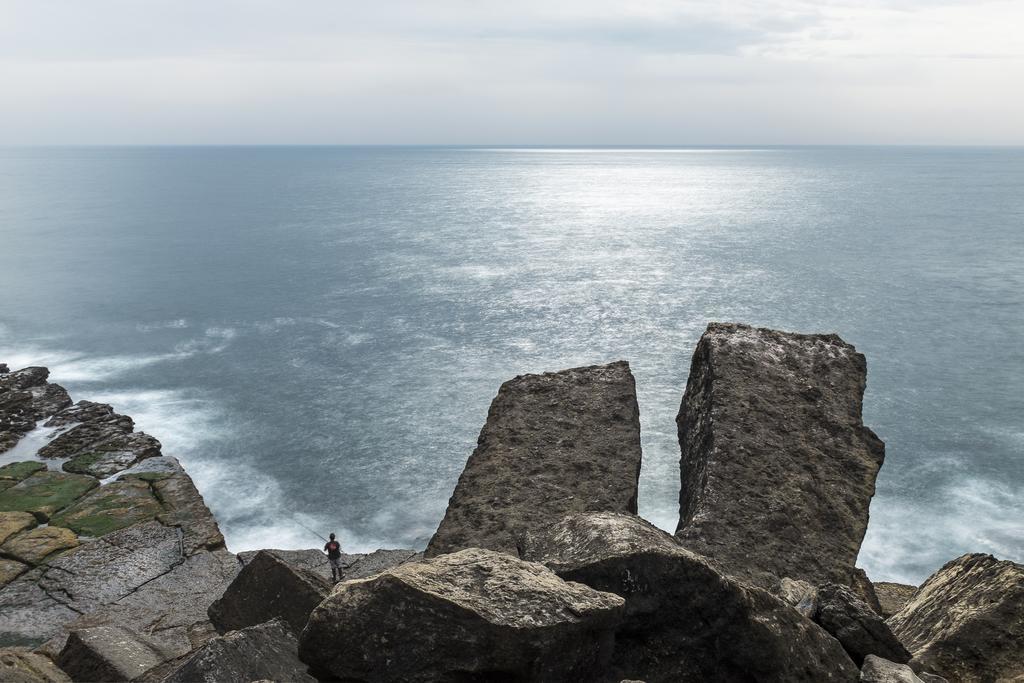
(57, 625), (171, 682)
(521, 512), (858, 682)
(208, 550), (332, 635)
(163, 618), (315, 683)
(0, 471), (98, 522)
(426, 361), (642, 557)
(299, 547), (626, 682)
(49, 478), (161, 538)
(887, 553), (1024, 682)
(814, 582), (910, 666)
(675, 323), (885, 590)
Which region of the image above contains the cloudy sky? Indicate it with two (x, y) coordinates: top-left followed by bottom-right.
(2, 0), (1022, 144)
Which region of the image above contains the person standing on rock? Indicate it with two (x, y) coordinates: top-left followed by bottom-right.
(324, 533), (344, 582)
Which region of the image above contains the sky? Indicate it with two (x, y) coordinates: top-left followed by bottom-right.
(1, 0), (1023, 145)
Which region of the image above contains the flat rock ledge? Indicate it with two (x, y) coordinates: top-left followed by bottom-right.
(426, 360), (642, 557)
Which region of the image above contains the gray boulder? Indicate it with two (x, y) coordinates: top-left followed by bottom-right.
(815, 582), (910, 666)
(162, 618), (314, 683)
(859, 655), (925, 683)
(887, 553), (1024, 683)
(426, 361), (642, 557)
(299, 547), (625, 682)
(57, 625), (170, 682)
(208, 550), (331, 635)
(675, 323), (885, 590)
(521, 512), (859, 682)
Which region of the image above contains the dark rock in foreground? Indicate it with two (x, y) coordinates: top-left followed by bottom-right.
(163, 618), (314, 683)
(208, 550), (331, 635)
(874, 582), (917, 619)
(814, 582), (910, 666)
(0, 647), (71, 683)
(521, 511), (859, 682)
(426, 361), (642, 557)
(57, 625), (170, 682)
(887, 553), (1024, 682)
(675, 323), (885, 590)
(299, 547), (626, 682)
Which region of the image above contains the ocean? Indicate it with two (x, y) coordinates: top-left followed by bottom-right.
(1, 145), (1021, 584)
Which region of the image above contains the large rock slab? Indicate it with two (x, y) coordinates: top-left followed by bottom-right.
(675, 323), (885, 590)
(521, 511), (859, 682)
(874, 582), (917, 619)
(38, 401), (135, 460)
(152, 473), (225, 554)
(49, 478), (161, 538)
(163, 618), (314, 683)
(426, 361), (642, 557)
(815, 582), (910, 666)
(57, 625), (171, 682)
(0, 463), (46, 487)
(61, 431), (161, 478)
(887, 553), (1024, 682)
(299, 547), (626, 682)
(0, 471), (98, 522)
(208, 550), (331, 635)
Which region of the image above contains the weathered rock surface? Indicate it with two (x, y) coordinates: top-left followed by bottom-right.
(38, 401), (136, 460)
(0, 648), (71, 683)
(775, 577), (819, 619)
(0, 526), (79, 565)
(49, 478), (161, 537)
(152, 473), (225, 554)
(521, 512), (859, 682)
(208, 550), (331, 635)
(675, 323), (885, 590)
(875, 582), (917, 619)
(300, 547), (626, 682)
(0, 471), (98, 522)
(116, 455), (183, 480)
(62, 432), (162, 478)
(815, 582), (910, 666)
(0, 463), (46, 487)
(164, 618), (315, 683)
(0, 558), (29, 588)
(888, 553), (1024, 683)
(0, 511), (37, 545)
(859, 655), (926, 683)
(0, 368), (71, 454)
(57, 625), (171, 682)
(427, 361), (642, 557)
(852, 567), (885, 615)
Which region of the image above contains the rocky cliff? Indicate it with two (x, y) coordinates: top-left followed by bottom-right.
(1, 322), (1021, 682)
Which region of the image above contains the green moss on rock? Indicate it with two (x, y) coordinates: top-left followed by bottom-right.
(49, 479), (161, 538)
(0, 471), (99, 522)
(0, 461), (46, 483)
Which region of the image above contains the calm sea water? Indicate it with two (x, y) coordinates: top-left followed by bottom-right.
(1, 146), (1021, 583)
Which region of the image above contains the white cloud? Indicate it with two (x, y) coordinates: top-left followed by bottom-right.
(0, 0), (1022, 144)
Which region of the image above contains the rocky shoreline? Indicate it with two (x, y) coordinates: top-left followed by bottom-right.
(1, 323), (1021, 682)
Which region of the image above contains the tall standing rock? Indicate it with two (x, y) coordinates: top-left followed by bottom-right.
(426, 361), (642, 558)
(675, 323), (885, 590)
(887, 553), (1024, 682)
